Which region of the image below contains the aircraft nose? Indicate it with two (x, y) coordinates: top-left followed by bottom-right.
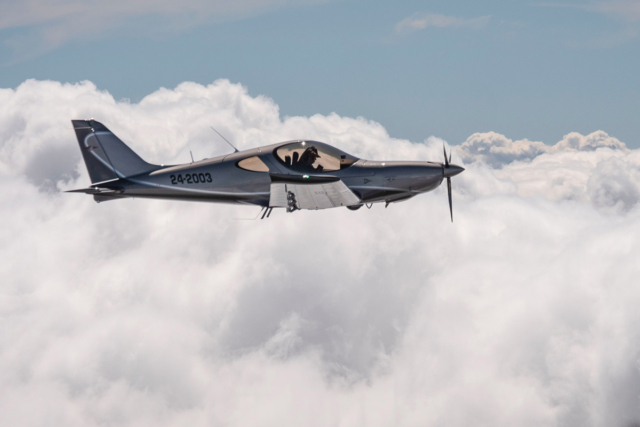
(443, 164), (465, 178)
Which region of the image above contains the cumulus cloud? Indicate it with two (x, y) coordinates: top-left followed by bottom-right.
(1, 79), (640, 426)
(457, 130), (628, 168)
(395, 13), (490, 34)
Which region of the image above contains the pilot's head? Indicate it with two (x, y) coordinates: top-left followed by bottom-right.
(307, 146), (320, 159)
(300, 146), (321, 165)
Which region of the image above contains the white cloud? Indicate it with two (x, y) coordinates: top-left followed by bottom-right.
(395, 13), (490, 34)
(457, 130), (628, 168)
(1, 79), (640, 426)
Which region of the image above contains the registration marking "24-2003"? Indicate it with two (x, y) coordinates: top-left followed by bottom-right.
(170, 173), (212, 185)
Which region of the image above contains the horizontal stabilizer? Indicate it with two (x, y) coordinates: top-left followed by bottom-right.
(66, 177), (125, 196)
(66, 188), (120, 195)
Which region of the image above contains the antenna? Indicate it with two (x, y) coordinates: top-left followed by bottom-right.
(177, 129), (196, 163)
(210, 127), (239, 153)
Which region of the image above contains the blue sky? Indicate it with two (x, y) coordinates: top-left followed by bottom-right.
(1, 0), (639, 147)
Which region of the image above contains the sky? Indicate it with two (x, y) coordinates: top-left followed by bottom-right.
(1, 1), (640, 426)
(0, 0), (639, 147)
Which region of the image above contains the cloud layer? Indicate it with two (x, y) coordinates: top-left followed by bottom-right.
(1, 79), (640, 427)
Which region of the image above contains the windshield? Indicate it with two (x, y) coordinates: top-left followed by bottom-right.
(275, 141), (357, 173)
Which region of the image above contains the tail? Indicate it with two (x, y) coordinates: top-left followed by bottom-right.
(72, 119), (159, 184)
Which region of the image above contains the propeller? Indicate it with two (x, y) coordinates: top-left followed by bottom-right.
(442, 143), (464, 222)
(443, 143), (451, 167)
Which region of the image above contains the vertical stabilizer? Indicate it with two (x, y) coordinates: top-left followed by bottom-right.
(72, 119), (158, 183)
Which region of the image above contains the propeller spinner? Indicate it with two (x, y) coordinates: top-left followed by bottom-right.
(442, 144), (465, 222)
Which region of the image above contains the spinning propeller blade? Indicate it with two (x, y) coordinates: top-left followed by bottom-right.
(443, 144), (449, 167)
(442, 143), (463, 222)
(447, 177), (453, 222)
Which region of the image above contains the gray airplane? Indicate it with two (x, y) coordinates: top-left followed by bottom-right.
(68, 119), (464, 220)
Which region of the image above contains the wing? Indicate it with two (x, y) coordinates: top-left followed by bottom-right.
(269, 174), (360, 211)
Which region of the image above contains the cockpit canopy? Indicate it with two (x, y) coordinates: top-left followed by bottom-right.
(274, 141), (358, 173)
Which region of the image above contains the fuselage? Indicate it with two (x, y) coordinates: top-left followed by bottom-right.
(100, 140), (460, 207)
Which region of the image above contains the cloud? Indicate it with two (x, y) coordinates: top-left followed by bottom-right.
(1, 79), (640, 426)
(395, 13), (490, 34)
(457, 130), (628, 168)
(0, 0), (326, 59)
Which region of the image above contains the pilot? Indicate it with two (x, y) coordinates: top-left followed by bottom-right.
(298, 146), (321, 170)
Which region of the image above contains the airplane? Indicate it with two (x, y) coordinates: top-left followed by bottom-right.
(68, 119), (465, 220)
